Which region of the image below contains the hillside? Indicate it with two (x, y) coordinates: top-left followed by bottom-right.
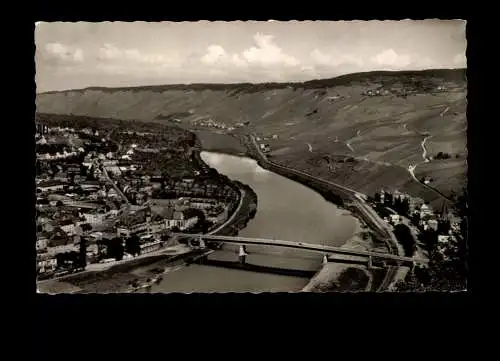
(36, 69), (467, 205)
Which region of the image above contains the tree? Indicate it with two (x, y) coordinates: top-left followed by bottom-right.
(56, 200), (64, 207)
(393, 196), (402, 212)
(394, 223), (415, 257)
(419, 229), (438, 252)
(125, 235), (141, 256)
(401, 197), (410, 216)
(374, 192), (381, 203)
(384, 192), (393, 207)
(437, 219), (451, 235)
(79, 237), (87, 269)
(106, 238), (125, 261)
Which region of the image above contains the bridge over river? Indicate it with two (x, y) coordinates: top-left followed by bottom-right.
(171, 233), (428, 268)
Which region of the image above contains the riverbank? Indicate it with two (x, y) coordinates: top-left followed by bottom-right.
(37, 245), (193, 293)
(300, 216), (376, 292)
(235, 133), (400, 292)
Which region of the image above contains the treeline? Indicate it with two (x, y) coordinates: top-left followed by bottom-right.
(372, 191), (411, 216)
(36, 113), (193, 145)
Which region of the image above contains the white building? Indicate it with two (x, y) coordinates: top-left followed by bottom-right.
(47, 244), (78, 255)
(37, 181), (65, 193)
(36, 237), (48, 253)
(390, 214), (401, 224)
(37, 254), (57, 274)
(82, 212), (106, 225)
(420, 203), (433, 218)
(140, 240), (162, 254)
(60, 222), (77, 235)
(105, 166), (122, 177)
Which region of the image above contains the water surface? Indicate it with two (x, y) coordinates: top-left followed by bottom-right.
(151, 152), (360, 292)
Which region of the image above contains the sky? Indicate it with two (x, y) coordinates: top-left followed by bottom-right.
(35, 20), (467, 92)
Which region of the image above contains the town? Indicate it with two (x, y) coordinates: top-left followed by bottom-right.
(35, 120), (241, 280)
(367, 188), (466, 290)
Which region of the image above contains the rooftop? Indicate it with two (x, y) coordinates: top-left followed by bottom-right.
(37, 180), (66, 188)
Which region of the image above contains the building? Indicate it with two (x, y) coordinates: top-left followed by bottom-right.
(66, 164), (81, 175)
(82, 212), (106, 225)
(189, 198), (217, 210)
(166, 210), (198, 231)
(104, 165), (122, 177)
(438, 235), (451, 244)
(427, 219), (439, 232)
(37, 180), (66, 193)
(36, 237), (48, 253)
(37, 253), (57, 274)
(54, 172), (69, 182)
(79, 181), (101, 191)
(103, 160), (118, 167)
(420, 203), (434, 218)
(59, 219), (77, 235)
(140, 240), (162, 254)
(82, 157), (93, 168)
(390, 214), (401, 224)
(107, 188), (121, 199)
(47, 243), (78, 255)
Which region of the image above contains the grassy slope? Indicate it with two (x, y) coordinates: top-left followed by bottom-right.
(36, 69), (467, 205)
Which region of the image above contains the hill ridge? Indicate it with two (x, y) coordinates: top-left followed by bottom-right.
(39, 68), (466, 95)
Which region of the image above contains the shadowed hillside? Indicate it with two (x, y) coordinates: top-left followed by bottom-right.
(36, 69), (467, 204)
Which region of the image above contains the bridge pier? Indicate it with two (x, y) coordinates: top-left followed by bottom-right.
(367, 255), (373, 269)
(199, 237), (206, 249)
(323, 254), (328, 264)
(238, 245), (248, 265)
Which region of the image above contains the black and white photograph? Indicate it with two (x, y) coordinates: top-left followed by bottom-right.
(35, 20), (467, 293)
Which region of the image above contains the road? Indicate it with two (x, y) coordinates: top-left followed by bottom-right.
(94, 159), (131, 207)
(408, 162), (453, 202)
(344, 129), (360, 153)
(421, 136), (431, 163)
(440, 106), (450, 117)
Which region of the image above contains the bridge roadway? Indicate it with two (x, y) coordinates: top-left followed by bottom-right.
(171, 233), (428, 265)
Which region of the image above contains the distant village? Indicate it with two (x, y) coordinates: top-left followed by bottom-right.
(35, 122), (239, 279)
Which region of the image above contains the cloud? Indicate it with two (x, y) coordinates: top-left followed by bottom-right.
(200, 32), (300, 69)
(98, 43), (177, 65)
(370, 49), (411, 68)
(200, 45), (247, 67)
(242, 33), (300, 67)
(44, 42), (84, 63)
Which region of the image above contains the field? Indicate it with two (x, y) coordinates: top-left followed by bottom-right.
(36, 69), (467, 204)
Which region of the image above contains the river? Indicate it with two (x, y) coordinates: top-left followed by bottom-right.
(149, 152), (361, 292)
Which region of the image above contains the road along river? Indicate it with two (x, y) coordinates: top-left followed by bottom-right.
(149, 152), (362, 293)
